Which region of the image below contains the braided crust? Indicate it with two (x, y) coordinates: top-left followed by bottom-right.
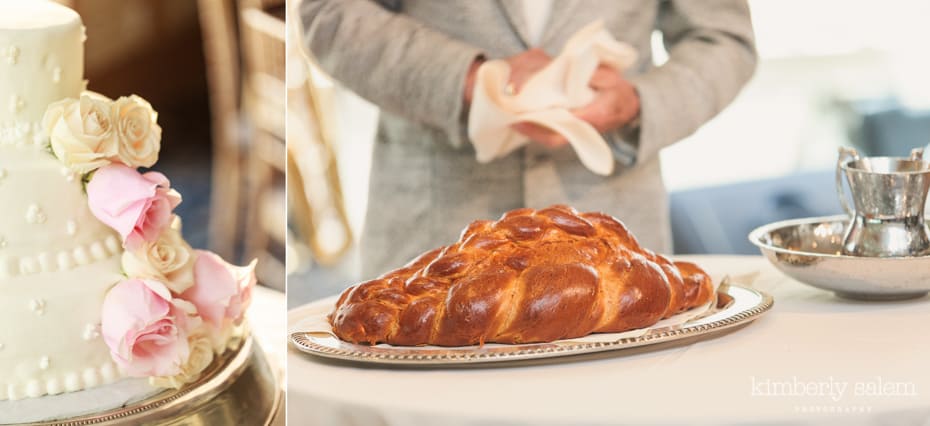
(331, 205), (714, 346)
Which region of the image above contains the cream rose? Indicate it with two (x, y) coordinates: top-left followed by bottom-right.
(149, 330), (214, 389)
(213, 322), (247, 355)
(42, 94), (118, 174)
(112, 95), (161, 168)
(122, 227), (195, 294)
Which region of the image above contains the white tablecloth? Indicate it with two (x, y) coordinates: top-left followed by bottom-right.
(286, 255), (930, 425)
(252, 286), (287, 383)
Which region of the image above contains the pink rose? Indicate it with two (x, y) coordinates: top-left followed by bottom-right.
(87, 164), (181, 250)
(182, 251), (256, 344)
(101, 279), (198, 378)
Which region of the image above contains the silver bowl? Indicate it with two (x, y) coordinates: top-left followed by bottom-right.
(749, 215), (930, 301)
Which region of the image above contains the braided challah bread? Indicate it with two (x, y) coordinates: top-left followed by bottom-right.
(331, 205), (714, 346)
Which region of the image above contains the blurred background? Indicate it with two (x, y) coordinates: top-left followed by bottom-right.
(55, 0), (286, 290)
(287, 0), (930, 305)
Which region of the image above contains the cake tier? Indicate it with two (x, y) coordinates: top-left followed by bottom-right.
(0, 143), (128, 400)
(0, 0), (84, 128)
(0, 1), (129, 402)
(0, 144), (122, 257)
(0, 251), (124, 400)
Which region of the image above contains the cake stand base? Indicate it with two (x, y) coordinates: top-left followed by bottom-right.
(11, 336), (282, 425)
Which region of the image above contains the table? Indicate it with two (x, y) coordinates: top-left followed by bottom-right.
(252, 285), (287, 380)
(246, 285), (288, 426)
(286, 255), (930, 425)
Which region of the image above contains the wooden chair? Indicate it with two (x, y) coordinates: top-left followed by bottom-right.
(197, 0), (243, 261)
(198, 0), (286, 290)
(238, 0), (286, 290)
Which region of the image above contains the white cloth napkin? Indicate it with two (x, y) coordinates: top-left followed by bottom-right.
(467, 20), (638, 176)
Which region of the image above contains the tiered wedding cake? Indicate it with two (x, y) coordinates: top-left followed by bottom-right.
(0, 0), (125, 400)
(0, 0), (255, 404)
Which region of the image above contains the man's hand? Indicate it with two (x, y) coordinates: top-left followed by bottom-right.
(464, 50), (639, 149)
(464, 48), (552, 106)
(505, 48), (552, 94)
(465, 49), (565, 147)
(514, 65), (641, 148)
(573, 65), (640, 133)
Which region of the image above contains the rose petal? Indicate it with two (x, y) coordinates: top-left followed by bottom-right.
(87, 164), (179, 249)
(100, 279), (190, 378)
(182, 251), (256, 334)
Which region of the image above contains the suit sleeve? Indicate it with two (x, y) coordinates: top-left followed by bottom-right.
(298, 0), (485, 148)
(618, 0), (758, 165)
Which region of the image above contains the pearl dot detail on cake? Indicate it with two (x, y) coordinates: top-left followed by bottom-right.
(8, 95), (24, 114)
(73, 246), (90, 265)
(57, 251), (73, 270)
(64, 373), (81, 392)
(89, 242), (106, 260)
(82, 367), (99, 387)
(82, 323), (100, 341)
(3, 45), (19, 64)
(31, 124), (45, 145)
(66, 220), (77, 236)
(100, 363), (117, 382)
(29, 298), (46, 315)
(52, 66), (62, 83)
(46, 377), (63, 395)
(20, 256), (38, 274)
(0, 236), (6, 249)
(104, 235), (120, 253)
(25, 204), (47, 224)
(60, 166), (76, 182)
(37, 252), (54, 271)
(25, 380), (42, 398)
(39, 356), (50, 370)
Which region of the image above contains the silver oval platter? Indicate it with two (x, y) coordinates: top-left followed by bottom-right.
(750, 215), (930, 300)
(289, 283), (772, 366)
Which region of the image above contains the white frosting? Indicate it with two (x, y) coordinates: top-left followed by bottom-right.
(0, 0), (84, 125)
(0, 1), (80, 29)
(0, 1), (125, 401)
(0, 148), (123, 257)
(0, 376), (157, 423)
(0, 255), (124, 400)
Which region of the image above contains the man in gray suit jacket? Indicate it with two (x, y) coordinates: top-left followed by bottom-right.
(299, 0), (757, 279)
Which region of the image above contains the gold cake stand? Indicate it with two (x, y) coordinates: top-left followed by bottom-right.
(25, 337), (283, 426)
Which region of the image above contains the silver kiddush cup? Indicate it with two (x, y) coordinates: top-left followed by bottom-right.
(836, 146), (930, 257)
